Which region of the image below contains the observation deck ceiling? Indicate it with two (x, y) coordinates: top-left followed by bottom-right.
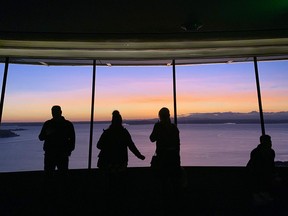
(1, 0), (288, 66)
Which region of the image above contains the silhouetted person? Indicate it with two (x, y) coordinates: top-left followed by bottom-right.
(39, 105), (75, 176)
(150, 107), (181, 213)
(246, 134), (276, 202)
(96, 110), (145, 214)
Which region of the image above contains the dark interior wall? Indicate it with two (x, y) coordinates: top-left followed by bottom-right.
(1, 0), (287, 36)
(1, 167), (288, 215)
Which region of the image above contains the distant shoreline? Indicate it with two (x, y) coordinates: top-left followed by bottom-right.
(0, 129), (19, 138)
(1, 111), (288, 125)
(2, 119), (288, 125)
(1, 118), (287, 138)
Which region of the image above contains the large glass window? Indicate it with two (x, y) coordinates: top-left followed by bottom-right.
(0, 64), (92, 172)
(258, 60), (288, 163)
(0, 63), (3, 96)
(0, 59), (287, 172)
(176, 62), (261, 166)
(93, 66), (173, 167)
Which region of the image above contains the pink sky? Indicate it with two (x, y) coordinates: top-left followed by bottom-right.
(0, 61), (287, 122)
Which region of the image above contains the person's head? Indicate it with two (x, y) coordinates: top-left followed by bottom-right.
(158, 107), (170, 123)
(51, 105), (62, 119)
(260, 134), (272, 148)
(111, 110), (122, 126)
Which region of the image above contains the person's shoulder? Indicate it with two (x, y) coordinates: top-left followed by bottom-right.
(153, 122), (161, 128)
(171, 123), (179, 130)
(250, 149), (256, 157)
(251, 146), (259, 154)
(104, 127), (118, 134)
(120, 127), (131, 136)
(62, 119), (75, 129)
(63, 117), (73, 124)
(154, 121), (160, 125)
(66, 120), (73, 124)
(43, 119), (53, 125)
(65, 120), (74, 126)
(122, 127), (130, 133)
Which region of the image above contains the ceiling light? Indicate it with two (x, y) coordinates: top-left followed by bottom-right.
(39, 61), (48, 66)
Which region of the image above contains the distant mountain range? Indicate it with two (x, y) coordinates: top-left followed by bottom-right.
(2, 111), (288, 126)
(2, 111), (287, 138)
(124, 111), (288, 124)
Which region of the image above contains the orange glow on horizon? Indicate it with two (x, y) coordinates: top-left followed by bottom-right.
(1, 61), (288, 122)
(2, 87), (288, 122)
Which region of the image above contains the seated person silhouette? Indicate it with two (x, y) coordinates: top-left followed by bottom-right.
(246, 134), (276, 201)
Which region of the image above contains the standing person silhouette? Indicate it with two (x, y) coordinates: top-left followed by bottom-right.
(97, 110), (145, 170)
(39, 105), (75, 176)
(96, 110), (145, 214)
(149, 107), (181, 213)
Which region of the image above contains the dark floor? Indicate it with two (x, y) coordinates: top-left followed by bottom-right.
(1, 167), (288, 216)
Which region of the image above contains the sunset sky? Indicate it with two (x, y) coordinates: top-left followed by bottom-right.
(0, 60), (287, 122)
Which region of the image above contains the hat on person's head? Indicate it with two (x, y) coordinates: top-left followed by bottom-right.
(112, 110), (122, 124)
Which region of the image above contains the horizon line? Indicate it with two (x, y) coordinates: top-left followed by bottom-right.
(1, 110), (288, 124)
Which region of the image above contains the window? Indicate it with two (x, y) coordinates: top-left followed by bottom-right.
(0, 64), (92, 171)
(176, 62), (261, 166)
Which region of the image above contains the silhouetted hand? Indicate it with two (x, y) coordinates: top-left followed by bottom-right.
(139, 154), (145, 160)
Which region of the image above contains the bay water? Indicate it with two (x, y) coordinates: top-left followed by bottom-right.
(0, 123), (287, 172)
